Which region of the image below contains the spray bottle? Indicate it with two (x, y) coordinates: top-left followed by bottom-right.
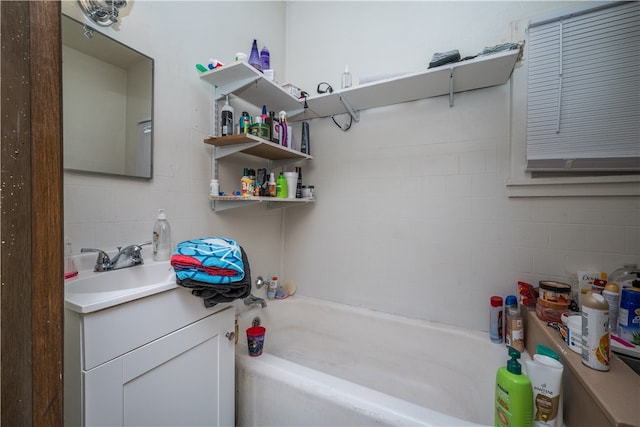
(495, 347), (533, 427)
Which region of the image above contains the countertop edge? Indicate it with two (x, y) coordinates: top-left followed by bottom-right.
(526, 311), (640, 427)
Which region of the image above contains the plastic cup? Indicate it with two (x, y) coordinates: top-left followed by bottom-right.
(283, 172), (298, 199)
(246, 326), (266, 357)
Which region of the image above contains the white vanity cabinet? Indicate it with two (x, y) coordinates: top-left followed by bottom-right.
(65, 287), (235, 427)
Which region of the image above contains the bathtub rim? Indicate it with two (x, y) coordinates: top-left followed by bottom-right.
(235, 350), (482, 427)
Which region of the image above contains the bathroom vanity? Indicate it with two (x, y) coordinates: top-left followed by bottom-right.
(64, 263), (235, 426)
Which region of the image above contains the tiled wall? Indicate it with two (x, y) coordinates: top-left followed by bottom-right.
(63, 1), (640, 332)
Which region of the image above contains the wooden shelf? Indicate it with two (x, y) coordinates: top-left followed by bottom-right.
(204, 134), (313, 161)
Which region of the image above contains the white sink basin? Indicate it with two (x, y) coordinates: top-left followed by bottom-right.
(65, 261), (177, 314)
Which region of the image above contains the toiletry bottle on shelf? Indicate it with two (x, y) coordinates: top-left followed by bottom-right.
(248, 39), (261, 71)
(152, 209), (172, 261)
(495, 347), (533, 427)
(504, 295), (518, 348)
(209, 179), (219, 197)
(267, 276), (278, 300)
(602, 282), (620, 335)
(248, 169), (256, 196)
(260, 45), (270, 71)
(265, 111), (274, 141)
(278, 111), (288, 147)
(220, 95), (234, 136)
(295, 167), (303, 198)
(581, 291), (610, 371)
(239, 111), (251, 134)
(490, 296), (504, 343)
(341, 65), (352, 89)
(64, 237), (78, 279)
(300, 122), (310, 155)
(507, 306), (524, 352)
(276, 172), (287, 198)
(241, 168), (252, 197)
(268, 172), (276, 197)
(270, 111), (279, 143)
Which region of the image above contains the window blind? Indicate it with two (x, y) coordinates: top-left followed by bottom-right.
(526, 1), (640, 172)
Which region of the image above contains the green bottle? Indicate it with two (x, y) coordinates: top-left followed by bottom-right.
(276, 172), (287, 198)
(495, 347), (533, 427)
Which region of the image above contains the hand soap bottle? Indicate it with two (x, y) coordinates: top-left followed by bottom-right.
(152, 209), (172, 261)
(495, 347), (533, 427)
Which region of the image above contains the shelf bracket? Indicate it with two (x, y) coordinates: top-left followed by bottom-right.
(213, 141), (262, 159)
(338, 94), (360, 122)
(215, 76), (261, 100)
(449, 68), (455, 108)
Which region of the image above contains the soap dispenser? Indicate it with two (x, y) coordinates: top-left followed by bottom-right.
(495, 347), (533, 427)
(152, 209), (172, 261)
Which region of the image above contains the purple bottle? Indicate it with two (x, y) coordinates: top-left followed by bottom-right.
(248, 39), (261, 71)
(260, 45), (270, 71)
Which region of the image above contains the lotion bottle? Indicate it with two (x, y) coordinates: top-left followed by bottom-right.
(152, 209), (172, 261)
(495, 347), (533, 427)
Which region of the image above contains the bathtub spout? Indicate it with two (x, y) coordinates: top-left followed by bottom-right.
(244, 294), (267, 308)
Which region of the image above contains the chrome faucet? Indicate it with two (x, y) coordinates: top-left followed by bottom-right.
(81, 241), (152, 272)
(243, 276), (267, 308)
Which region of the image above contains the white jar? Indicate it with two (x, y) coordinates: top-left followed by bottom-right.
(209, 179), (219, 197)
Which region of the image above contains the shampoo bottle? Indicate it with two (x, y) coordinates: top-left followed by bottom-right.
(152, 209), (172, 261)
(495, 347), (533, 427)
(220, 95), (234, 136)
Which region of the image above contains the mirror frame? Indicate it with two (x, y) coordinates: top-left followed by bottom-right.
(62, 13), (154, 179)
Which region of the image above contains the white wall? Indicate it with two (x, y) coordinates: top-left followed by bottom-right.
(63, 1), (640, 332)
(282, 1), (640, 330)
(63, 1), (288, 280)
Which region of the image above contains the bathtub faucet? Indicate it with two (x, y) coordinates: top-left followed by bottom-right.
(244, 294), (267, 308)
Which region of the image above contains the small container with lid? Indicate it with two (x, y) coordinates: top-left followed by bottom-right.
(535, 280), (571, 323)
(209, 179), (219, 197)
(301, 185), (315, 198)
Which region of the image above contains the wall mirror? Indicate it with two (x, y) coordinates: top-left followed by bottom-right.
(62, 14), (153, 179)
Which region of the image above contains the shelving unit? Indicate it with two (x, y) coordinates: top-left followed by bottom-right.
(203, 134), (313, 212)
(288, 49), (520, 122)
(200, 48), (520, 211)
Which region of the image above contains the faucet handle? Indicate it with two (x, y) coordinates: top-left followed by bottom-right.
(80, 248), (112, 271)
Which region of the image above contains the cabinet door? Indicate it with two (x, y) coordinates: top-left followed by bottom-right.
(84, 307), (235, 426)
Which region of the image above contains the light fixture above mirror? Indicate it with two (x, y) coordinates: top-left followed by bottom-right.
(78, 0), (128, 27)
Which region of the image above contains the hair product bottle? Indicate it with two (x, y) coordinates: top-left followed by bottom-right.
(220, 95), (234, 136)
(581, 291), (610, 371)
(495, 347), (533, 427)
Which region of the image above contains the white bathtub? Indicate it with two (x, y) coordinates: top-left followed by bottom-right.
(236, 296), (515, 426)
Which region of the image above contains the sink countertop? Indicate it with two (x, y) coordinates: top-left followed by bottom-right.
(526, 311), (640, 427)
(64, 260), (177, 314)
